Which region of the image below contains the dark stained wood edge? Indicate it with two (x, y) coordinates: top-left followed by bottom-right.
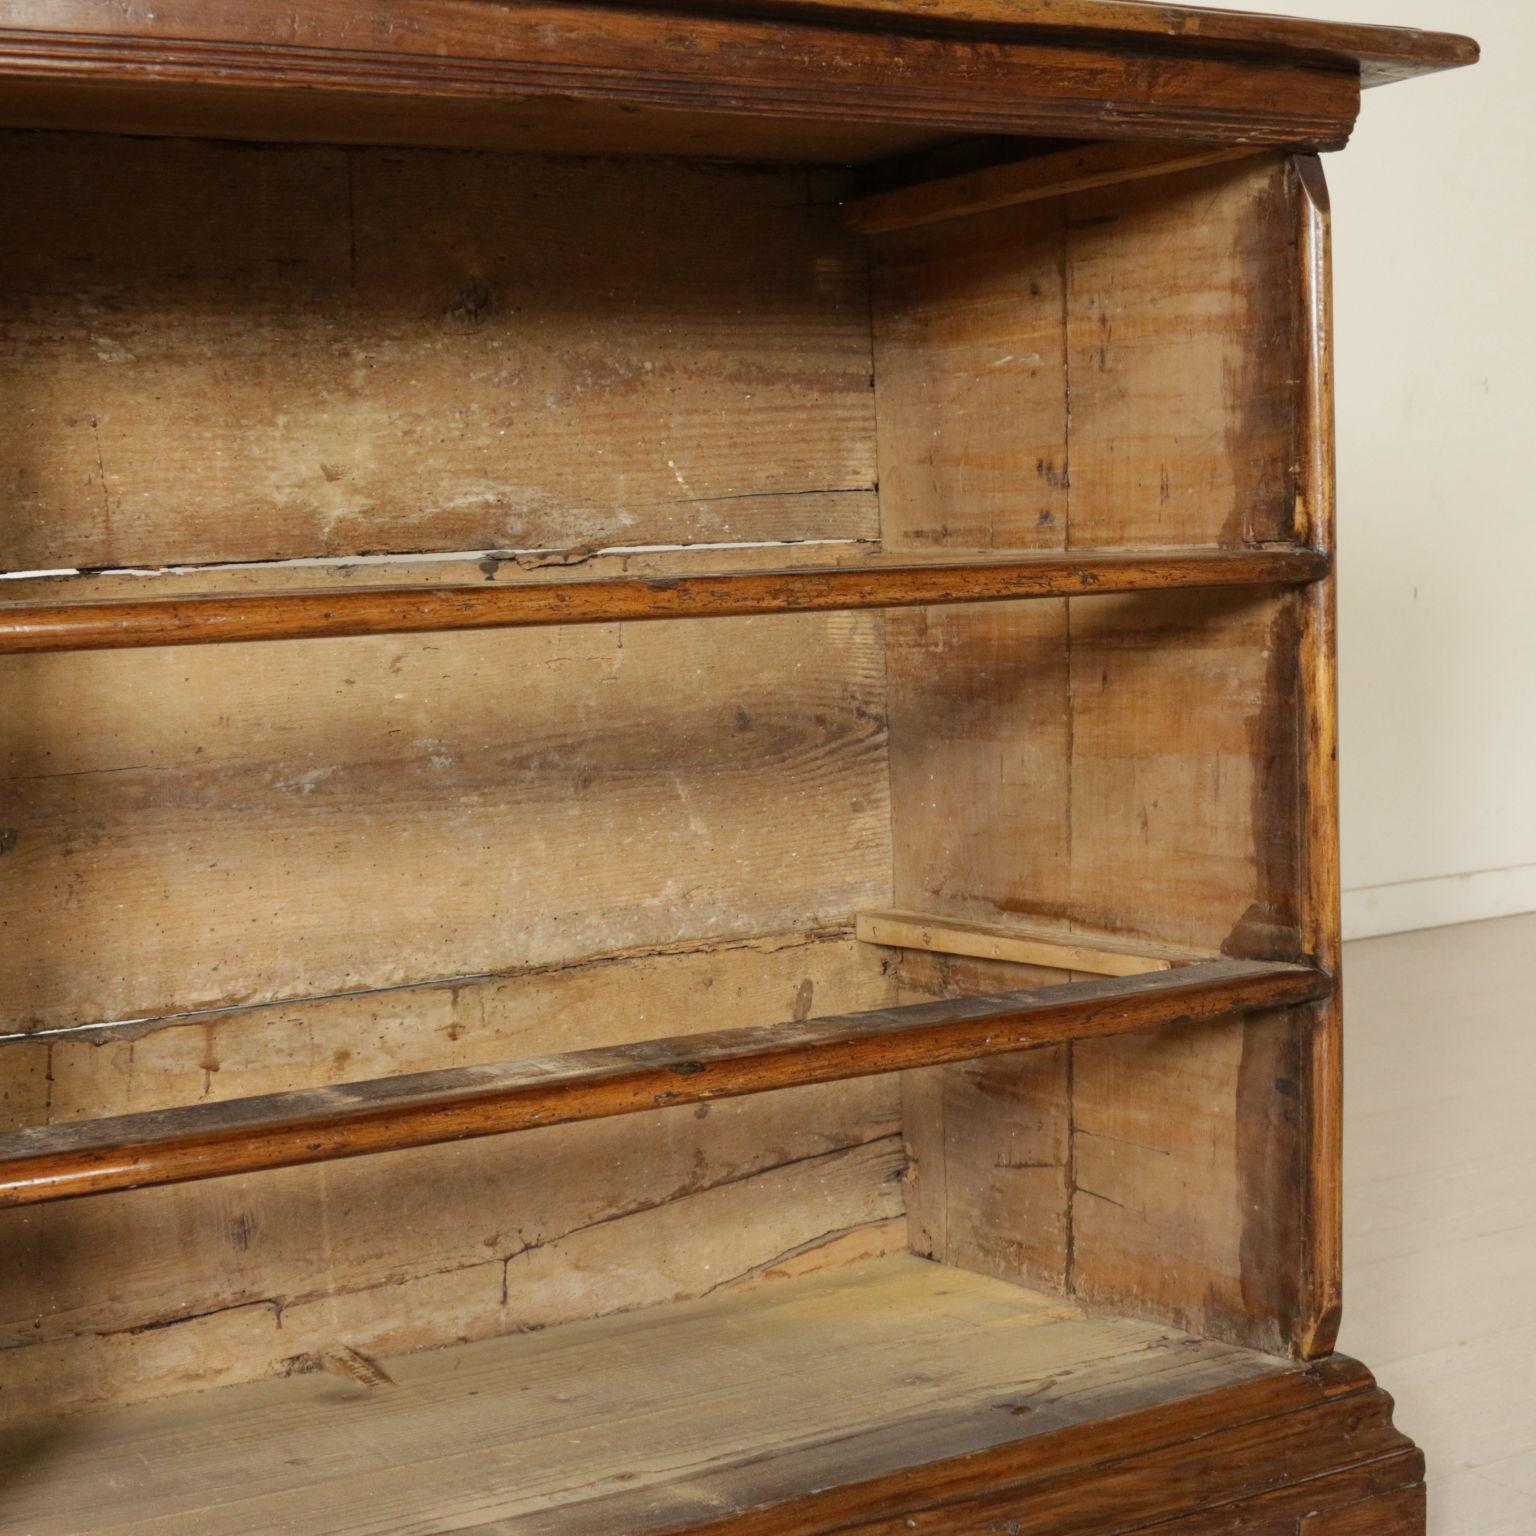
(0, 549), (1330, 655)
(0, 959), (1330, 1206)
(1294, 153), (1345, 1361)
(622, 1355), (1418, 1535)
(0, 1), (1367, 151)
(847, 139), (1265, 232)
(637, 0), (1479, 88)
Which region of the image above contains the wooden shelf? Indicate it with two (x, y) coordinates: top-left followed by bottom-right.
(0, 959), (1328, 1207)
(0, 549), (1329, 655)
(0, 1254), (1414, 1536)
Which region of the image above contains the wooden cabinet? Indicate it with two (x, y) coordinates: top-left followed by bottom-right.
(0, 4), (1475, 1531)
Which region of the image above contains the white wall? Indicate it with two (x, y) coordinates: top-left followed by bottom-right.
(1252, 0), (1535, 938)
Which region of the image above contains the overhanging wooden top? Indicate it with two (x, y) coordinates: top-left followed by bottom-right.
(0, 1), (1477, 158)
(685, 0), (1479, 88)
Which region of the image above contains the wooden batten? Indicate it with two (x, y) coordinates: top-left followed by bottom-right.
(854, 910), (1212, 976)
(0, 550), (1330, 655)
(0, 960), (1328, 1207)
(847, 142), (1267, 234)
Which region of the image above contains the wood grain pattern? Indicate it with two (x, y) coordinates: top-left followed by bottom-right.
(645, 0), (1478, 87)
(847, 142), (1265, 234)
(855, 909), (1206, 976)
(0, 608), (890, 1034)
(0, 550), (1330, 654)
(0, 134), (876, 572)
(1064, 156), (1301, 551)
(0, 1257), (1422, 1536)
(0, 1256), (1297, 1533)
(1294, 154), (1345, 1360)
(897, 953), (1074, 1291)
(870, 155), (1330, 1354)
(0, 75), (951, 163)
(0, 1), (1373, 154)
(0, 931), (904, 1419)
(0, 960), (1327, 1207)
(868, 192), (1081, 1296)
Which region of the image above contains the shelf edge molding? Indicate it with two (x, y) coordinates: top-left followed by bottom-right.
(0, 958), (1330, 1207)
(0, 548), (1330, 655)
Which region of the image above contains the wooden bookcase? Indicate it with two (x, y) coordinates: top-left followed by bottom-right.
(0, 4), (1476, 1531)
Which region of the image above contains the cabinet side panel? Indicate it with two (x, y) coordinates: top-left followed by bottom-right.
(1065, 157), (1301, 550)
(1061, 157), (1314, 1353)
(873, 158), (1326, 1352)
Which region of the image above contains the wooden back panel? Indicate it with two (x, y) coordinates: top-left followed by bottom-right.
(0, 137), (903, 1419)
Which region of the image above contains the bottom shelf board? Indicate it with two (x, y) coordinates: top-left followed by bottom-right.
(0, 1256), (1299, 1536)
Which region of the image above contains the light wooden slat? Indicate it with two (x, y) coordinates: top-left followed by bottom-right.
(0, 549), (1329, 655)
(0, 959), (1329, 1207)
(847, 143), (1265, 234)
(854, 910), (1214, 976)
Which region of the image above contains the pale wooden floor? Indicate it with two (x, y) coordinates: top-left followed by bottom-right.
(1338, 912), (1536, 1535)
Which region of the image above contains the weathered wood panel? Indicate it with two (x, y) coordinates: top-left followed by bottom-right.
(0, 1256), (1293, 1536)
(870, 157), (1320, 1352)
(1064, 157), (1301, 551)
(869, 196), (1078, 1294)
(0, 132), (877, 571)
(0, 1257), (1423, 1536)
(0, 605), (890, 1033)
(1066, 589), (1304, 957)
(0, 932), (905, 1420)
(1070, 1008), (1308, 1354)
(897, 952), (1072, 1292)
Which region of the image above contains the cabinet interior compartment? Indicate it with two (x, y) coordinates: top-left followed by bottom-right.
(0, 122), (1340, 1530)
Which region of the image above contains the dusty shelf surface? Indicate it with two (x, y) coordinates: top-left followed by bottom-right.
(0, 1254), (1293, 1535)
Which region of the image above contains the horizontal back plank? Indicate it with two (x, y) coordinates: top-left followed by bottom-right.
(0, 608), (891, 1032)
(0, 133), (875, 572)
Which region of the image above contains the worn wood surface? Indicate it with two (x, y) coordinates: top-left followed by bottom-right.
(0, 1255), (1284, 1534)
(647, 0), (1478, 88)
(0, 601), (892, 1034)
(0, 134), (876, 573)
(0, 1256), (1424, 1536)
(1064, 157), (1303, 551)
(0, 932), (906, 1420)
(897, 951), (1075, 1291)
(0, 549), (1329, 655)
(855, 909), (1212, 976)
(872, 155), (1330, 1354)
(847, 141), (1265, 234)
(1294, 155), (1345, 1360)
(0, 1), (1381, 157)
(0, 960), (1325, 1207)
